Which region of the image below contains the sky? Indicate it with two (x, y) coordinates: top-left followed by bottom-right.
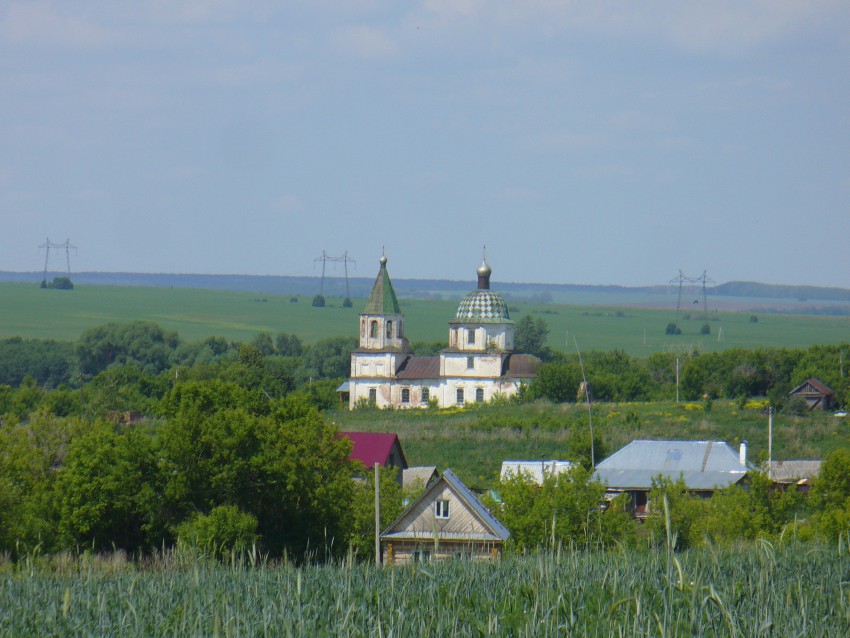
(1, 1), (849, 288)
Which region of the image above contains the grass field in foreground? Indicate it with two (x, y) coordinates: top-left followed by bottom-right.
(1, 282), (848, 357)
(2, 546), (847, 636)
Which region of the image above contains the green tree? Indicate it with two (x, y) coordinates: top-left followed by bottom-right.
(532, 362), (582, 403)
(514, 316), (550, 359)
(77, 321), (180, 376)
(58, 421), (161, 551)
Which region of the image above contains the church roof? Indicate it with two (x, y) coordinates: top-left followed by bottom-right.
(452, 289), (511, 323)
(451, 258), (511, 323)
(363, 256), (401, 315)
(396, 356), (440, 379)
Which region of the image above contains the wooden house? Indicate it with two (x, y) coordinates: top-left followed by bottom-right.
(381, 469), (510, 564)
(402, 466), (439, 492)
(763, 460), (822, 493)
(788, 378), (835, 411)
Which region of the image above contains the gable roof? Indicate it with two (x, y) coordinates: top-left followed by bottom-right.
(763, 460), (822, 483)
(402, 466), (439, 490)
(363, 261), (402, 315)
(789, 378), (835, 397)
(594, 439), (748, 491)
(338, 431), (408, 469)
(382, 469), (510, 542)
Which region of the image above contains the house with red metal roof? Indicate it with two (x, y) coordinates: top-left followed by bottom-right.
(338, 431), (407, 484)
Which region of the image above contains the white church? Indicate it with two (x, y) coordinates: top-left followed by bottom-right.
(345, 254), (540, 409)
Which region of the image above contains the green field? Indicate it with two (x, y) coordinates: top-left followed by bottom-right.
(2, 546), (847, 636)
(1, 282), (848, 356)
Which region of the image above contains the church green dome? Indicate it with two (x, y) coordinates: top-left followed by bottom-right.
(454, 289), (511, 323)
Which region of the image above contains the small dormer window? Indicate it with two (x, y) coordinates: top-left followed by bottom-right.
(468, 328), (476, 345)
(386, 320), (393, 338)
(370, 320), (378, 338)
(435, 500), (450, 519)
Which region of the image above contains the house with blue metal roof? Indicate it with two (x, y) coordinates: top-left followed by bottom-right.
(593, 439), (750, 517)
(381, 469), (509, 564)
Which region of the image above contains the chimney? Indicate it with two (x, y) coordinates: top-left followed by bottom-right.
(739, 441), (747, 466)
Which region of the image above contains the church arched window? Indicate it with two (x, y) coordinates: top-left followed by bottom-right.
(386, 320), (393, 338)
(370, 320), (378, 338)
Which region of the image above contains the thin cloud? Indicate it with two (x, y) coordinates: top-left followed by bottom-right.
(332, 25), (398, 59)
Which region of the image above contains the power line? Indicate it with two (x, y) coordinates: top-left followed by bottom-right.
(313, 250), (356, 300)
(38, 237), (77, 284)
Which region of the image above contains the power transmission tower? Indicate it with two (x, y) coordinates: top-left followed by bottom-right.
(39, 237), (77, 286)
(313, 251), (356, 305)
(669, 269), (714, 320)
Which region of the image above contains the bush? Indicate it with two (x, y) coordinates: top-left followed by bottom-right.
(665, 322), (682, 335)
(312, 295), (326, 307)
(176, 505), (259, 558)
(700, 323), (711, 335)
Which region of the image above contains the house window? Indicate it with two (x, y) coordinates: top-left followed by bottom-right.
(435, 500), (450, 519)
(368, 388), (377, 403)
(386, 320), (393, 338)
(370, 321), (378, 338)
(401, 388), (410, 404)
(412, 548), (431, 563)
(467, 356), (475, 370)
(421, 387), (430, 403)
(468, 328), (476, 345)
(456, 388), (464, 405)
(476, 388), (484, 403)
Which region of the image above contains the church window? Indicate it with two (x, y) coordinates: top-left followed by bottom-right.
(468, 328), (476, 345)
(386, 320), (393, 338)
(421, 387), (430, 403)
(401, 388), (410, 404)
(467, 356), (475, 369)
(476, 388), (485, 403)
(456, 388), (464, 405)
(370, 321), (378, 338)
(369, 388), (377, 403)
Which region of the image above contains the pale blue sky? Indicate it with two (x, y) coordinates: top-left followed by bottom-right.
(1, 1), (848, 287)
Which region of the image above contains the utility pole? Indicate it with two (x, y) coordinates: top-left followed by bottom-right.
(768, 407), (773, 480)
(374, 462), (381, 567)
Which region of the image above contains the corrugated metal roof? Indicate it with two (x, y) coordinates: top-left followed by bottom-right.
(764, 460), (822, 482)
(396, 356), (440, 379)
(593, 439), (748, 490)
(594, 468), (746, 490)
(500, 460), (574, 485)
(382, 531), (505, 541)
(338, 431), (407, 469)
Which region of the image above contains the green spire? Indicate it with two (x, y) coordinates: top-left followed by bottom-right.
(364, 256), (401, 314)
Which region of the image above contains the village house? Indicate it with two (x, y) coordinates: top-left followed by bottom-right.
(763, 459), (822, 494)
(338, 431), (408, 485)
(499, 460), (575, 485)
(788, 378), (836, 411)
(593, 439), (750, 517)
(381, 469), (510, 564)
(345, 254), (540, 409)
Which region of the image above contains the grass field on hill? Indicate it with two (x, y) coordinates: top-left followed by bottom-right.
(1, 282), (849, 357)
